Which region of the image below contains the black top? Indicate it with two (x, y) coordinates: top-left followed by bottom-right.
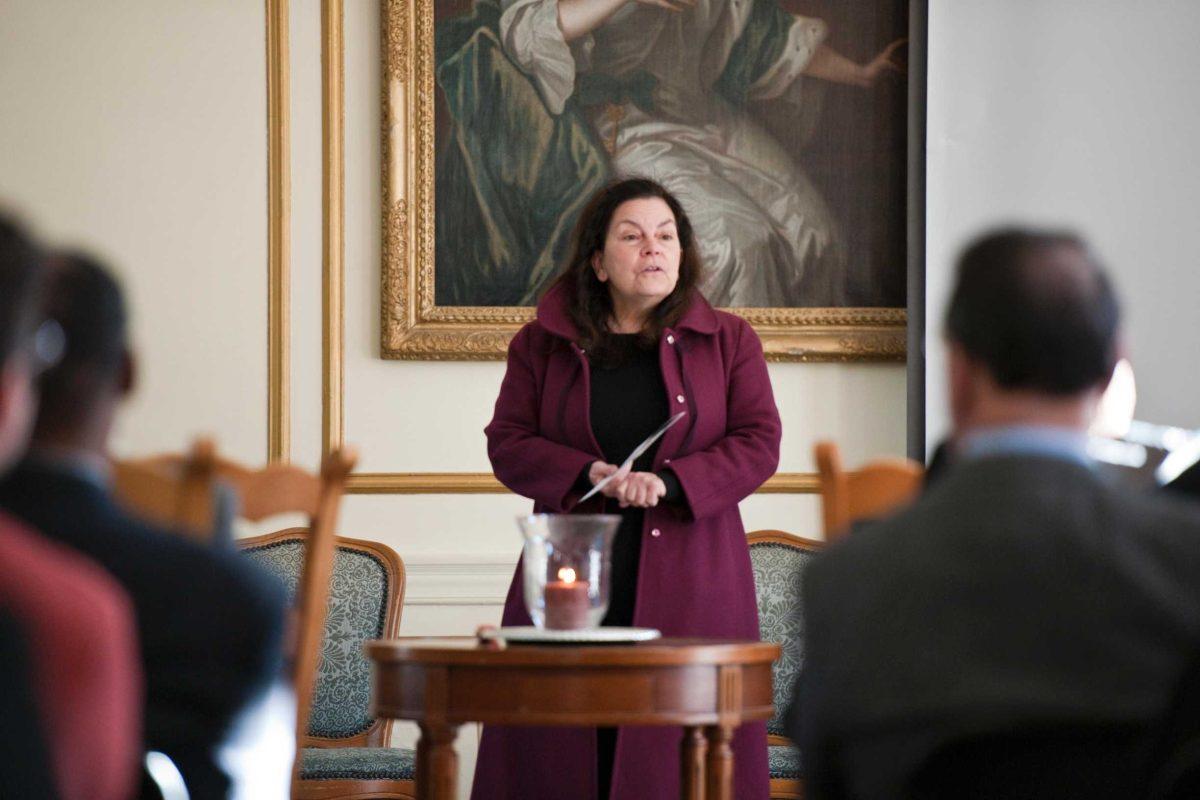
(585, 334), (683, 800)
(586, 335), (680, 627)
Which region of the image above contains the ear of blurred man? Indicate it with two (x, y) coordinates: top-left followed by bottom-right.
(946, 341), (978, 433)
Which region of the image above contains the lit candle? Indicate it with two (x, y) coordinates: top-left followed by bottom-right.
(543, 566), (591, 630)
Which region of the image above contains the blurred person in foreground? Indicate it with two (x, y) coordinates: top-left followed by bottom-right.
(0, 216), (142, 800)
(789, 228), (1200, 799)
(0, 251), (290, 800)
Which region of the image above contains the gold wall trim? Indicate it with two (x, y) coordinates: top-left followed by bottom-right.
(266, 0), (291, 463)
(346, 472), (820, 495)
(322, 0), (345, 454)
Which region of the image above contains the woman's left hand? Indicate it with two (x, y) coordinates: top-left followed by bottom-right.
(613, 472), (667, 508)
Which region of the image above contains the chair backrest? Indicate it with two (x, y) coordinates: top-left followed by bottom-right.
(116, 443), (356, 769)
(815, 440), (923, 542)
(203, 449), (356, 761)
(112, 438), (219, 542)
(747, 529), (824, 744)
(239, 528), (406, 748)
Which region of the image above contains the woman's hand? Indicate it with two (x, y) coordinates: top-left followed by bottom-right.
(588, 461), (631, 497)
(613, 471), (667, 508)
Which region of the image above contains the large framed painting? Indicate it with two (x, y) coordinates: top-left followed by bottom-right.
(382, 0), (916, 360)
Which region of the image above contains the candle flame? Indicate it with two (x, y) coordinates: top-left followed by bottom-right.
(557, 567), (576, 584)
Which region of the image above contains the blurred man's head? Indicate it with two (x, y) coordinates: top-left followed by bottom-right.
(0, 215), (47, 471)
(945, 228), (1121, 434)
(32, 252), (133, 454)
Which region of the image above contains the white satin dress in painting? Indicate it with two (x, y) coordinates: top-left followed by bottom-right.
(499, 0), (846, 307)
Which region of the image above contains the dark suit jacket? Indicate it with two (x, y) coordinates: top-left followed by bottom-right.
(790, 454), (1200, 800)
(0, 460), (287, 800)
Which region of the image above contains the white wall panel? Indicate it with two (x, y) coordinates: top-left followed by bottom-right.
(926, 0), (1200, 448)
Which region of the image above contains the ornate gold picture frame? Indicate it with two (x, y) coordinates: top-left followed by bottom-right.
(381, 0), (910, 362)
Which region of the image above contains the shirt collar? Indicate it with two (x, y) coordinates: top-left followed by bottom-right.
(24, 447), (113, 491)
(958, 425), (1093, 468)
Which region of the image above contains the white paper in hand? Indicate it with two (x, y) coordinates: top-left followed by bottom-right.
(578, 410), (687, 503)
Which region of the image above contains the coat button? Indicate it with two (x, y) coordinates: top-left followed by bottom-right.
(663, 458), (670, 464)
(676, 394), (685, 404)
(651, 528), (661, 537)
(667, 335), (675, 345)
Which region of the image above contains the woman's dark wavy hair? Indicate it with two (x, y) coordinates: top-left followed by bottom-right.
(548, 178), (703, 365)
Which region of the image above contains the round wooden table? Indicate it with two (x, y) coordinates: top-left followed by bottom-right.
(366, 637), (780, 800)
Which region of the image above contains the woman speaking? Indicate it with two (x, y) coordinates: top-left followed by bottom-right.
(474, 178), (781, 799)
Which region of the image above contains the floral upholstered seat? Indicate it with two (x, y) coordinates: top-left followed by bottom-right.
(241, 529), (414, 799)
(767, 743), (802, 780)
(298, 746), (415, 781)
(748, 530), (824, 799)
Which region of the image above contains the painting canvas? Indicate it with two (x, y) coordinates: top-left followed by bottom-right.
(382, 0), (913, 360)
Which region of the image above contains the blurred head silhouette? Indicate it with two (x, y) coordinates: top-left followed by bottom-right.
(31, 251), (134, 457)
(944, 227), (1121, 435)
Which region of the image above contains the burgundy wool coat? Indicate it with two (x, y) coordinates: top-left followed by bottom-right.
(471, 283), (782, 800)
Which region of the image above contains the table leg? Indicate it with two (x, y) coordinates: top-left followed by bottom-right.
(416, 722), (459, 800)
(680, 725), (707, 800)
(704, 725), (734, 800)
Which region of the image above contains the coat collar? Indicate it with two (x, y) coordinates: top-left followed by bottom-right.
(535, 281), (720, 342)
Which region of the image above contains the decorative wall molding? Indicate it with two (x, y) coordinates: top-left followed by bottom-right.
(322, 0), (346, 455)
(348, 472), (821, 494)
(266, 0), (291, 463)
(403, 554), (515, 606)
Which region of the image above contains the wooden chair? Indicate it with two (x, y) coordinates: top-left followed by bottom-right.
(202, 449), (357, 794)
(112, 438), (221, 542)
(117, 444), (357, 795)
(747, 529), (825, 800)
(814, 441), (923, 542)
(240, 528), (415, 800)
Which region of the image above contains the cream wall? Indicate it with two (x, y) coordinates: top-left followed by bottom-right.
(925, 0), (1200, 449)
(1, 1), (905, 794)
(0, 1), (269, 464)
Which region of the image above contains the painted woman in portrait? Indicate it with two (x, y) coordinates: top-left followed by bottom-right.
(435, 0), (903, 308)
